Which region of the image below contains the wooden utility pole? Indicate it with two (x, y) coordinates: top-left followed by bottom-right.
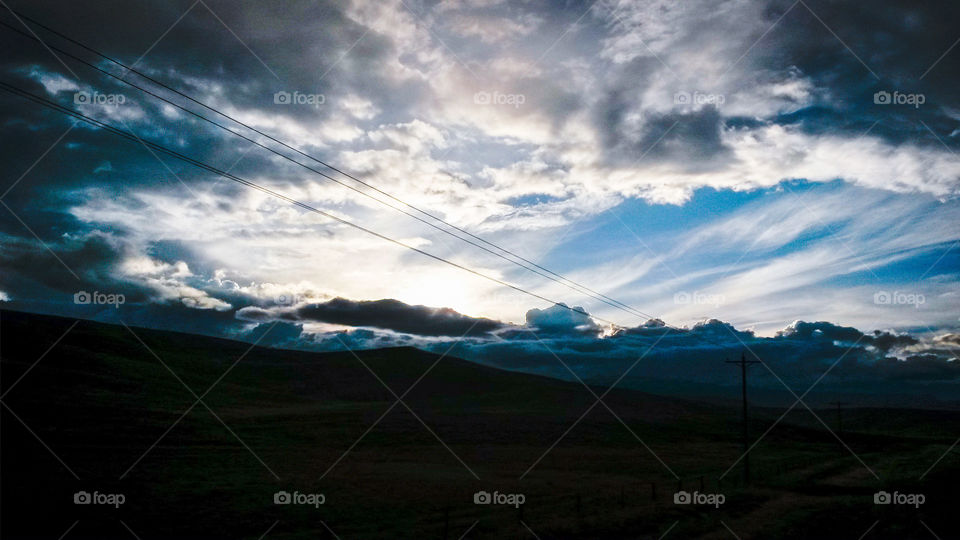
(830, 401), (849, 434)
(726, 351), (760, 484)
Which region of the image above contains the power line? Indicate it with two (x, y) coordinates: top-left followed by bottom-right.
(0, 33), (650, 326)
(2, 10), (661, 323)
(6, 13), (657, 322)
(0, 79), (635, 328)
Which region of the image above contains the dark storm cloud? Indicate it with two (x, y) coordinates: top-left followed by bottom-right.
(776, 320), (919, 352)
(586, 0), (960, 170)
(0, 0), (388, 320)
(0, 228), (243, 338)
(0, 231), (131, 295)
(236, 297), (506, 337)
(593, 88), (731, 168)
(0, 0), (408, 212)
(1, 0), (392, 105)
(305, 327), (420, 352)
(407, 315), (960, 406)
(737, 0), (959, 144)
(251, 305), (957, 405)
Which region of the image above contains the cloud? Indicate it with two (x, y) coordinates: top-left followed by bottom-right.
(237, 297), (505, 337)
(873, 354), (960, 381)
(230, 298), (958, 403)
(0, 230), (232, 314)
(0, 0), (957, 378)
(445, 12), (542, 44)
(417, 313), (960, 406)
(934, 334), (960, 347)
(524, 303), (602, 336)
(120, 256), (231, 311)
(776, 321), (918, 352)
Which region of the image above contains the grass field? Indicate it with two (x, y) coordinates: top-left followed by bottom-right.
(1, 310), (957, 539)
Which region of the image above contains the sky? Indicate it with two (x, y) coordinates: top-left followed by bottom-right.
(0, 0), (958, 403)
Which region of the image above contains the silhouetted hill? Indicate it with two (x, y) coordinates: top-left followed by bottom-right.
(1, 310), (957, 539)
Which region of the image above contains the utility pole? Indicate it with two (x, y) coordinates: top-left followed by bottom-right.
(830, 401), (849, 434)
(726, 351), (760, 485)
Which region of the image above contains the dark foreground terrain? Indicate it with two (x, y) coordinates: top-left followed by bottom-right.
(0, 310), (957, 539)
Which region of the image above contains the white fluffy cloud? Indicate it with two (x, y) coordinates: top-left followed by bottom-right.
(4, 0), (958, 338)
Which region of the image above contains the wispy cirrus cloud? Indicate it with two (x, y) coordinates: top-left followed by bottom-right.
(0, 0), (956, 361)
